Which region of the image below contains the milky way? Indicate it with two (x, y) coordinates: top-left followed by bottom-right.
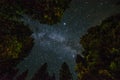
(17, 0), (120, 80)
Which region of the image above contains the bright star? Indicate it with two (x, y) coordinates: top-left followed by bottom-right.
(63, 22), (66, 26)
(72, 54), (75, 58)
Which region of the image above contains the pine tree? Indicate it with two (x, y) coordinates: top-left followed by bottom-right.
(16, 69), (28, 80)
(59, 62), (73, 80)
(31, 63), (50, 80)
(51, 73), (56, 80)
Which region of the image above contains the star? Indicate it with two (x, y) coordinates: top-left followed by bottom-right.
(72, 54), (75, 58)
(63, 22), (67, 26)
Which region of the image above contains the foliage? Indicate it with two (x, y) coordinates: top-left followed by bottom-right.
(76, 14), (120, 80)
(59, 62), (73, 80)
(116, 1), (120, 5)
(0, 0), (72, 25)
(0, 16), (33, 76)
(0, 36), (22, 59)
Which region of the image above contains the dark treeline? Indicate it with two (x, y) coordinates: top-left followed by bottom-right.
(75, 14), (120, 80)
(0, 0), (71, 25)
(0, 62), (73, 80)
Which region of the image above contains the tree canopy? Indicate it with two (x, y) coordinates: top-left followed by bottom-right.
(0, 0), (71, 25)
(0, 16), (33, 75)
(59, 62), (73, 80)
(76, 14), (120, 80)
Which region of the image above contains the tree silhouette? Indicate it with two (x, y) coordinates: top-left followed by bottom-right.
(51, 73), (56, 80)
(0, 16), (33, 80)
(16, 70), (28, 80)
(116, 1), (120, 5)
(0, 69), (18, 80)
(59, 62), (73, 80)
(0, 0), (72, 25)
(76, 14), (120, 80)
(31, 63), (50, 80)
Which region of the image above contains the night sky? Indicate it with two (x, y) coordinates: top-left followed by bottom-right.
(16, 0), (120, 80)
